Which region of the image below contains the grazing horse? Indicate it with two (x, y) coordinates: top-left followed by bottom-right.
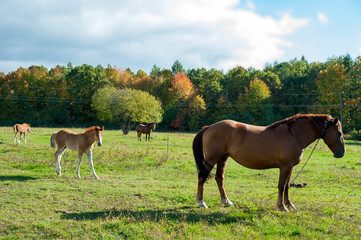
(13, 123), (31, 144)
(136, 123), (156, 141)
(50, 126), (104, 179)
(193, 114), (345, 211)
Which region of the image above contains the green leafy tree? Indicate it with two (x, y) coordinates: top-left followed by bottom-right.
(238, 78), (274, 125)
(316, 64), (348, 118)
(66, 64), (110, 123)
(92, 87), (163, 134)
(171, 60), (185, 75)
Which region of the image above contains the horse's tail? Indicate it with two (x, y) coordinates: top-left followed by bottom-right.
(192, 126), (211, 181)
(50, 132), (57, 148)
(13, 125), (17, 133)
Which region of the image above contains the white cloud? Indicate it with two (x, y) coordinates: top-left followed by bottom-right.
(317, 12), (329, 24)
(0, 0), (309, 73)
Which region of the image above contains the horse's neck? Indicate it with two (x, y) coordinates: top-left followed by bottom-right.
(292, 120), (321, 149)
(82, 130), (96, 145)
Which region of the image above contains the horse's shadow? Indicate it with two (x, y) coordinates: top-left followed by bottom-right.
(0, 175), (38, 181)
(60, 206), (263, 224)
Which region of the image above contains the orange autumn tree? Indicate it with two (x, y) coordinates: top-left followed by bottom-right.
(168, 72), (197, 130)
(169, 72), (195, 102)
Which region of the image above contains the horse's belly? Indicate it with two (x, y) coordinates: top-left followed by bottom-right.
(231, 151), (279, 170)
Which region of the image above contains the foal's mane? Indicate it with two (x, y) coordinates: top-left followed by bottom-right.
(267, 114), (331, 130)
(83, 126), (101, 133)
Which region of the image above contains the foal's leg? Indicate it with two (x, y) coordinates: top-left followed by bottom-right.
(18, 132), (22, 143)
(76, 152), (83, 178)
(276, 165), (293, 211)
(284, 168), (297, 210)
(13, 132), (18, 143)
(86, 150), (99, 179)
(216, 155), (233, 207)
(24, 132), (27, 144)
(55, 147), (66, 176)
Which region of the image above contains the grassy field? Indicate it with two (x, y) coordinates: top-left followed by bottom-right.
(0, 126), (360, 239)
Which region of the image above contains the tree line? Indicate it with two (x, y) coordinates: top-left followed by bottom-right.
(1, 55), (361, 133)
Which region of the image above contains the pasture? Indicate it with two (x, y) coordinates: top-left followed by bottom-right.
(0, 126), (360, 239)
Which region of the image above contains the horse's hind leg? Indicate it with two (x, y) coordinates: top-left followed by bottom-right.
(24, 132), (27, 144)
(216, 155), (233, 207)
(55, 147), (66, 176)
(196, 176), (208, 208)
(13, 133), (18, 143)
(86, 150), (99, 179)
(196, 160), (216, 208)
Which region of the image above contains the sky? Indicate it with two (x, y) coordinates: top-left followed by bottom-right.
(0, 0), (360, 74)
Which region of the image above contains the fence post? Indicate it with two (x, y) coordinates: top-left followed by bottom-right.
(339, 90), (343, 124)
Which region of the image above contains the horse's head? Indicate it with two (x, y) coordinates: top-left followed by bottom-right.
(95, 126), (104, 146)
(322, 117), (345, 158)
(153, 123), (156, 130)
(27, 125), (31, 133)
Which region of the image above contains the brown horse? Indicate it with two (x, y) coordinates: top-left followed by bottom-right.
(13, 123), (31, 144)
(51, 126), (104, 179)
(136, 123), (156, 141)
(193, 114), (345, 211)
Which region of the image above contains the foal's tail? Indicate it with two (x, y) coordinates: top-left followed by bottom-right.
(192, 126), (211, 181)
(13, 125), (17, 133)
(50, 132), (57, 148)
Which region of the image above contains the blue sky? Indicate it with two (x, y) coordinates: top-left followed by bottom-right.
(0, 0), (360, 74)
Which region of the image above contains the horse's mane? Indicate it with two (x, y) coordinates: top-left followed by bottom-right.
(267, 114), (331, 130)
(83, 126), (101, 132)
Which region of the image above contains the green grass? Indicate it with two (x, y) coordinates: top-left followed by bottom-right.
(0, 126), (360, 239)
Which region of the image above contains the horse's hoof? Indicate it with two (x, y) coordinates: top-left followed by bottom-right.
(221, 198), (234, 207)
(287, 202), (297, 210)
(94, 175), (99, 180)
(276, 205), (289, 212)
(197, 200), (209, 209)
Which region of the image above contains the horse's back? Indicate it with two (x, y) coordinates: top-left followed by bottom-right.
(136, 124), (144, 132)
(54, 129), (80, 150)
(13, 123), (29, 132)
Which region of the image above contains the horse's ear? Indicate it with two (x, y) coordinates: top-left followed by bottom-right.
(333, 117), (339, 125)
(101, 126), (104, 131)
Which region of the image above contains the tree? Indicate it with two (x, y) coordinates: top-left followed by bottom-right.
(133, 69), (155, 93)
(171, 60), (185, 75)
(237, 78), (274, 125)
(92, 87), (163, 134)
(316, 64), (348, 118)
(168, 72), (195, 103)
(66, 64), (110, 123)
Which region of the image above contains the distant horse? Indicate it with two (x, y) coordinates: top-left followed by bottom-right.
(13, 123), (31, 144)
(50, 126), (104, 179)
(193, 114), (345, 211)
(136, 123), (156, 141)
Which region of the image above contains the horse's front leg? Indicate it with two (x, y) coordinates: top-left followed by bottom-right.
(86, 150), (99, 179)
(276, 165), (293, 211)
(76, 152), (83, 178)
(284, 168), (297, 210)
(24, 132), (27, 144)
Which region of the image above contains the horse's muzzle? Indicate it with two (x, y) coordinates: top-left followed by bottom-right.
(98, 142), (102, 147)
(334, 149), (345, 158)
